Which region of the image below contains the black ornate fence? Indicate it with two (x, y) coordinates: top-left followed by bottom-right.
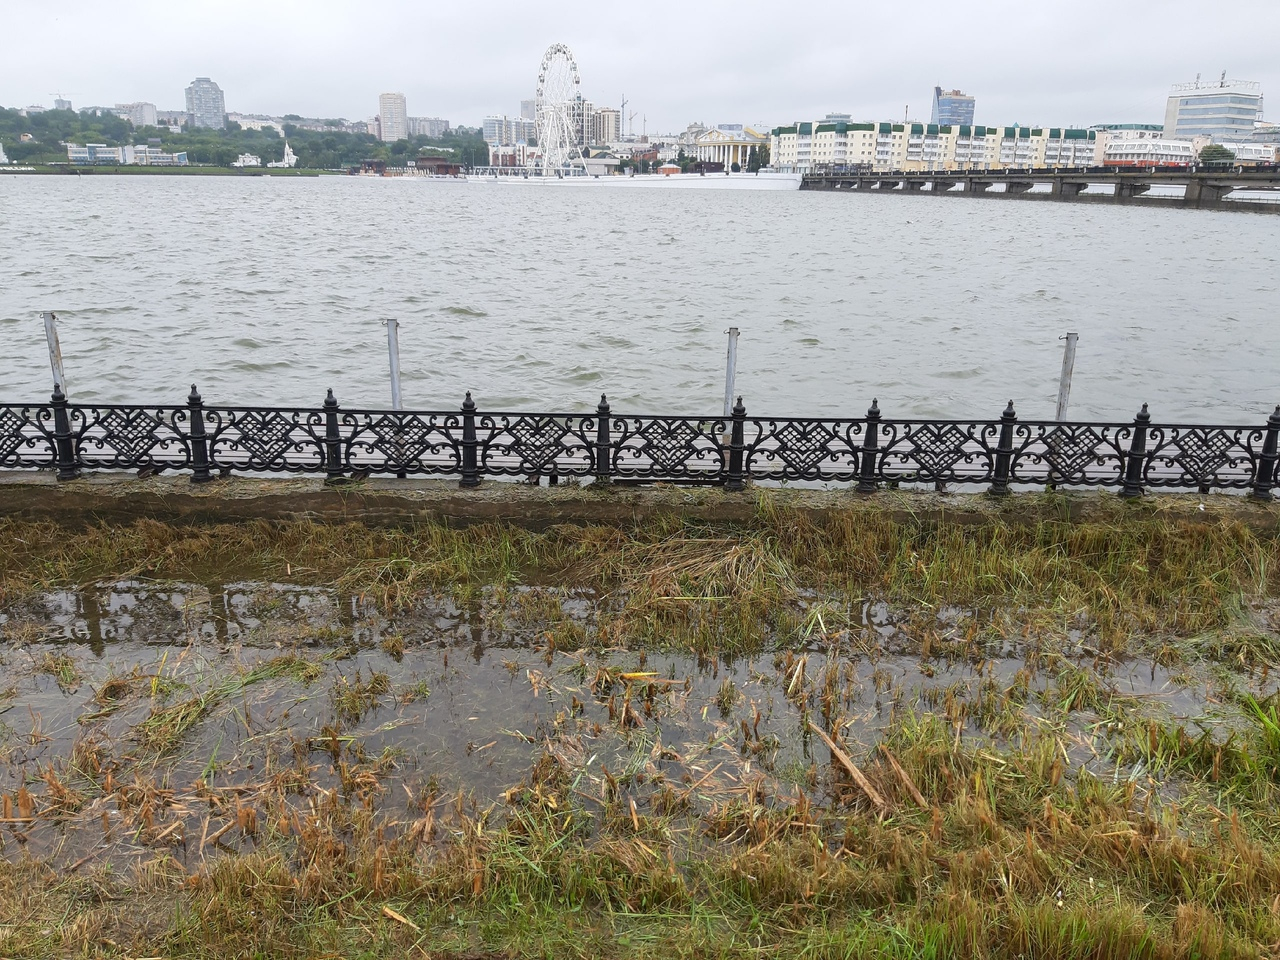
(2, 385), (1279, 499)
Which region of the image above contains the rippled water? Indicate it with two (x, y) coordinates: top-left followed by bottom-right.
(1, 175), (1277, 422)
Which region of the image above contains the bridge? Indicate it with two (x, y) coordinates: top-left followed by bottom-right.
(800, 168), (1280, 212)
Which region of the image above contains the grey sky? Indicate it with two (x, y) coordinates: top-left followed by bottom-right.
(4, 0), (1277, 133)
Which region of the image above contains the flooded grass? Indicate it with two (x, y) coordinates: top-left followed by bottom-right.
(1, 506), (1280, 957)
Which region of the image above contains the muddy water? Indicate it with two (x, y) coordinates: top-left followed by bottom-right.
(0, 579), (1267, 869)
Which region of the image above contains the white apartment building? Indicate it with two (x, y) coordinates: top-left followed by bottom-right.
(116, 102), (158, 128)
(593, 108), (621, 145)
(771, 121), (1100, 172)
(1041, 129), (1100, 167)
(185, 78), (226, 130)
(378, 93), (408, 142)
(483, 116), (537, 145)
(407, 117), (449, 138)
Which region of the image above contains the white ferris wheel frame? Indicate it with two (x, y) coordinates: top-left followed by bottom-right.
(534, 43), (585, 175)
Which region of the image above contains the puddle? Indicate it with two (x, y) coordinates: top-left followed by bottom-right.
(0, 580), (1275, 871)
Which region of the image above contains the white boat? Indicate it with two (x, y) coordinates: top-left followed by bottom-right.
(466, 170), (801, 191)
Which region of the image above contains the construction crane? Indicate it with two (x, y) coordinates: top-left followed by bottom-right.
(620, 94), (628, 138)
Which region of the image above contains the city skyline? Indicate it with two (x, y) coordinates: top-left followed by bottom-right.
(3, 1), (1278, 133)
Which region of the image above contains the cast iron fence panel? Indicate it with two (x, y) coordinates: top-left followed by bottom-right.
(478, 414), (597, 479)
(205, 407), (328, 473)
(742, 418), (865, 482)
(1143, 426), (1260, 491)
(72, 405), (193, 471)
(341, 410), (462, 475)
(0, 403), (57, 469)
(3, 387), (1279, 500)
(612, 415), (729, 480)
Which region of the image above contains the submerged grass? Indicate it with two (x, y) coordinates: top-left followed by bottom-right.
(1, 502), (1276, 655)
(3, 500), (1280, 957)
(136, 654), (322, 753)
(4, 710), (1280, 958)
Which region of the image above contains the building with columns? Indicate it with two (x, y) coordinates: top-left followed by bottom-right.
(693, 124), (769, 168)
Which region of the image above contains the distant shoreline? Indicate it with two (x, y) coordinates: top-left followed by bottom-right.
(0, 165), (326, 177)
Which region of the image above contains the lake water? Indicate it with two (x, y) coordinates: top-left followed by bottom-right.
(1, 175), (1277, 422)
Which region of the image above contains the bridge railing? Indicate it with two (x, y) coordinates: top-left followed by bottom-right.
(2, 386), (1278, 499)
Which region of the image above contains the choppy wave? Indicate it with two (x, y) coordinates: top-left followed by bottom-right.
(0, 175), (1278, 422)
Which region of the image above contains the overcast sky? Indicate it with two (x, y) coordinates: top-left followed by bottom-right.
(4, 0), (1276, 133)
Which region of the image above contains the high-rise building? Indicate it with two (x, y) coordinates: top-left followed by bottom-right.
(931, 88), (975, 126)
(483, 116), (535, 145)
(408, 116), (450, 138)
(593, 107), (621, 144)
(116, 102), (158, 128)
(379, 92), (408, 142)
(1164, 76), (1263, 140)
(572, 96), (594, 146)
(520, 99), (536, 121)
(185, 78), (226, 129)
(53, 98), (72, 112)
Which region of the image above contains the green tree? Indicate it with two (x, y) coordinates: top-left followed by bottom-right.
(1198, 144), (1236, 165)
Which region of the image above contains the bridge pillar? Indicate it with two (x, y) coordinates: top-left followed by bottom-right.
(932, 180), (958, 193)
(903, 180), (924, 192)
(1184, 180), (1233, 207)
(1051, 179), (1087, 199)
(856, 179), (874, 190)
(1114, 181), (1151, 200)
(965, 179), (991, 193)
(876, 180), (900, 190)
(1006, 181), (1034, 194)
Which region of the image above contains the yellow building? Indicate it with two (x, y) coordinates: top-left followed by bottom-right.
(694, 124), (770, 168)
(771, 120), (1099, 172)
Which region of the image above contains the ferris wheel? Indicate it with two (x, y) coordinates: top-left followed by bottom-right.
(535, 43), (585, 175)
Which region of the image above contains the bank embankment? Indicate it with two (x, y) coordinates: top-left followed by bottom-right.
(1, 494), (1280, 958)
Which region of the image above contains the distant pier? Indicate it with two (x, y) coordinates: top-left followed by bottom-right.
(800, 168), (1280, 213)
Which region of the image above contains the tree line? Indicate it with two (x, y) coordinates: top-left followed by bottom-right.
(0, 107), (489, 169)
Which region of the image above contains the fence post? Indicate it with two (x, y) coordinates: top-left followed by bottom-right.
(857, 400), (881, 494)
(1120, 403), (1151, 498)
(594, 393), (611, 485)
(1251, 405), (1280, 501)
(51, 383), (80, 481)
(323, 389), (346, 485)
(44, 312), (68, 398)
(1055, 333), (1078, 421)
(989, 400), (1017, 496)
(460, 391), (480, 488)
(725, 396), (746, 491)
(188, 384), (212, 483)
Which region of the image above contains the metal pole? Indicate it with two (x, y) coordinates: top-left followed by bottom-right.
(723, 327), (740, 419)
(384, 319), (403, 410)
(43, 311), (67, 395)
(1055, 332), (1078, 420)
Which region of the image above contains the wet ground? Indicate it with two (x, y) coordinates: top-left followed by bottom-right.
(1, 578), (1275, 874)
